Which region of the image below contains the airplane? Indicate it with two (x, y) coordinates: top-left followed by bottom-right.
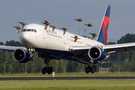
(1, 5), (135, 75)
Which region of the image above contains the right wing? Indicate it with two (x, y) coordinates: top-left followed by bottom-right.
(0, 45), (26, 51)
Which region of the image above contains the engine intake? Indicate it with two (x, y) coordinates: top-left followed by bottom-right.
(13, 49), (30, 63)
(88, 46), (106, 61)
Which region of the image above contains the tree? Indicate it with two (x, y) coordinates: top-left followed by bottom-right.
(57, 60), (64, 73)
(109, 33), (135, 72)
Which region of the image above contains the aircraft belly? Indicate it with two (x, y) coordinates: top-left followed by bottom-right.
(35, 47), (90, 65)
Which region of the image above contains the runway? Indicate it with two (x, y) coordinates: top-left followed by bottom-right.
(1, 77), (135, 80)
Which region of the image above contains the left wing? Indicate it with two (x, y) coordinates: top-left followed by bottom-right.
(103, 43), (135, 53)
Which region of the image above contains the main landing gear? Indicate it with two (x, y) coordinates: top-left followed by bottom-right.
(85, 60), (96, 73)
(42, 67), (53, 74)
(86, 66), (96, 73)
(42, 58), (53, 74)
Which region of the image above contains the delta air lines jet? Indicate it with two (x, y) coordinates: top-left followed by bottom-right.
(1, 5), (135, 74)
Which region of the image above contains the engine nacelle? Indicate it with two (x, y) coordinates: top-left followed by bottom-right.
(13, 49), (31, 63)
(88, 46), (106, 61)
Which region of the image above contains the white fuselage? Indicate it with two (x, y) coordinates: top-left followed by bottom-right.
(20, 24), (104, 51)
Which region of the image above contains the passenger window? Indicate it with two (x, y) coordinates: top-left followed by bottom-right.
(22, 29), (26, 32)
(27, 29), (31, 31)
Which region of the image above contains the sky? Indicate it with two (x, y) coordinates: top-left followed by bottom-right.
(0, 0), (135, 43)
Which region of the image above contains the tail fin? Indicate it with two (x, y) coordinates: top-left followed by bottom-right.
(96, 5), (111, 45)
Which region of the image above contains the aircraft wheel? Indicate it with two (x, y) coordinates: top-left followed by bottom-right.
(86, 66), (91, 73)
(86, 67), (89, 73)
(91, 66), (96, 73)
(47, 67), (53, 74)
(42, 67), (47, 74)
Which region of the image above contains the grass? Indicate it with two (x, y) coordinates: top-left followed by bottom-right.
(0, 72), (135, 90)
(1, 71), (135, 77)
(0, 80), (135, 90)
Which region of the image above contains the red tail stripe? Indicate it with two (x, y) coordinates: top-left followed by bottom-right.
(101, 16), (109, 45)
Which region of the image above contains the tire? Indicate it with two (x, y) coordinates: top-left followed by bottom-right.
(86, 67), (89, 73)
(42, 67), (47, 74)
(47, 67), (53, 74)
(91, 66), (96, 73)
(86, 66), (91, 73)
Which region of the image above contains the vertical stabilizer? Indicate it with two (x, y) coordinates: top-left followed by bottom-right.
(96, 5), (111, 45)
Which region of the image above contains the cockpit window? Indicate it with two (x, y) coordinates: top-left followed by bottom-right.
(22, 29), (37, 32)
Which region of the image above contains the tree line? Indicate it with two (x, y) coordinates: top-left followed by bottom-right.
(108, 33), (135, 72)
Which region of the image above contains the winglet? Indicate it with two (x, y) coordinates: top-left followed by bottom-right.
(96, 5), (111, 45)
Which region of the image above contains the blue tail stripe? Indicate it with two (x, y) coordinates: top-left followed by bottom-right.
(105, 5), (111, 17)
(97, 28), (104, 44)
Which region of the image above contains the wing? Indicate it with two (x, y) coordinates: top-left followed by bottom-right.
(0, 45), (26, 51)
(103, 43), (135, 53)
(69, 43), (135, 55)
(69, 46), (92, 56)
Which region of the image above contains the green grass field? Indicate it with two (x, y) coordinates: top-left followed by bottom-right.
(0, 80), (135, 90)
(1, 71), (135, 77)
(0, 72), (135, 90)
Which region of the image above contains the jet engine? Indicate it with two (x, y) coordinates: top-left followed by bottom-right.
(13, 49), (31, 63)
(88, 46), (106, 61)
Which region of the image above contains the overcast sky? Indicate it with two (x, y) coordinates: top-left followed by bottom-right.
(0, 0), (135, 43)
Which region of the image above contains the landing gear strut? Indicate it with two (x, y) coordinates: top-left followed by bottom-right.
(42, 58), (53, 74)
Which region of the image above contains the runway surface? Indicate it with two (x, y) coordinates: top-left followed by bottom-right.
(1, 77), (135, 80)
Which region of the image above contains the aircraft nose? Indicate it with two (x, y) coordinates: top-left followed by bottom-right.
(20, 33), (31, 45)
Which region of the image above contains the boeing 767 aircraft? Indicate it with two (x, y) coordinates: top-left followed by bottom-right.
(1, 5), (135, 74)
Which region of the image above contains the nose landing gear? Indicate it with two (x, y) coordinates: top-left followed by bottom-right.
(27, 48), (35, 61)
